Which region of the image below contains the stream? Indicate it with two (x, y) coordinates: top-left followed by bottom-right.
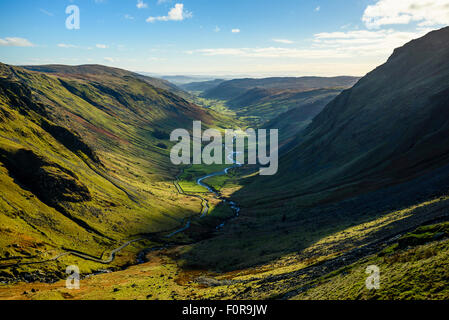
(0, 144), (243, 275)
(167, 143), (242, 237)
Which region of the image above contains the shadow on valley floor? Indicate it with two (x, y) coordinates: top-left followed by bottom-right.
(178, 162), (449, 274)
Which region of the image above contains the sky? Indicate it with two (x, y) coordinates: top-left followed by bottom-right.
(0, 0), (448, 77)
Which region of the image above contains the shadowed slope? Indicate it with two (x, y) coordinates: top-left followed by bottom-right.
(203, 76), (360, 101)
(242, 26), (449, 206)
(180, 27), (449, 273)
(200, 77), (359, 127)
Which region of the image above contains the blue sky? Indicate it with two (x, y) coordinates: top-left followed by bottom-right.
(0, 0), (448, 76)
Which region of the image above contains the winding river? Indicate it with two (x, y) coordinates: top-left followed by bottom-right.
(168, 143), (242, 236)
(0, 144), (242, 271)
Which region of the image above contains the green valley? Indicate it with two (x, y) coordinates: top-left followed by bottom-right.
(0, 62), (238, 282)
(2, 24), (449, 303)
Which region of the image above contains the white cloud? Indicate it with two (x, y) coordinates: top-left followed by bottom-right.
(362, 0), (449, 29)
(146, 3), (192, 23)
(273, 39), (294, 44)
(236, 62), (376, 77)
(40, 9), (54, 16)
(177, 0), (445, 76)
(313, 28), (431, 55)
(315, 6), (321, 12)
(192, 28), (430, 60)
(137, 0), (148, 9)
(214, 26), (221, 32)
(0, 37), (34, 47)
(104, 57), (115, 63)
(124, 14), (134, 20)
(58, 43), (77, 48)
(194, 47), (353, 59)
(96, 44), (108, 49)
(231, 29), (241, 33)
(340, 23), (354, 29)
(147, 57), (166, 62)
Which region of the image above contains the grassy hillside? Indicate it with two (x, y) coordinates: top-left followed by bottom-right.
(2, 28), (449, 301)
(233, 88), (343, 128)
(0, 62), (230, 280)
(241, 26), (449, 206)
(196, 77), (358, 128)
(265, 95), (337, 143)
(293, 221), (449, 300)
(23, 64), (193, 101)
(178, 26), (449, 276)
(4, 189), (449, 300)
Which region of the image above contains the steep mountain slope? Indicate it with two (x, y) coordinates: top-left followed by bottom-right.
(181, 26), (449, 273)
(233, 88), (343, 128)
(266, 92), (338, 143)
(0, 62), (221, 278)
(293, 220), (449, 300)
(227, 87), (277, 108)
(245, 26), (449, 206)
(202, 76), (359, 101)
(3, 27), (449, 300)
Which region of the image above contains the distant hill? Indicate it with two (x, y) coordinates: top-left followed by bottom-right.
(179, 79), (225, 93)
(233, 88), (344, 127)
(182, 27), (449, 275)
(202, 76), (360, 101)
(244, 26), (449, 207)
(199, 76), (359, 126)
(23, 64), (191, 100)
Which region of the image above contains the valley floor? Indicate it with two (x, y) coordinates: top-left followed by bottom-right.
(2, 166), (449, 300)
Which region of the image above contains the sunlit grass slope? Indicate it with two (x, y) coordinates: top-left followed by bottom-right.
(4, 190), (449, 300)
(0, 62), (231, 279)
